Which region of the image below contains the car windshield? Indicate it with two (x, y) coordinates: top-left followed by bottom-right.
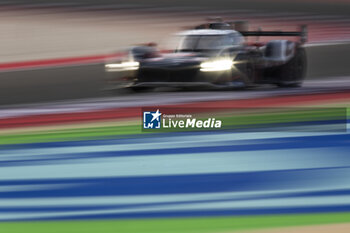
(177, 34), (236, 52)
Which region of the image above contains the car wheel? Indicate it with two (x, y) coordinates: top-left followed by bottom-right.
(276, 47), (307, 88)
(231, 60), (255, 88)
(129, 86), (153, 92)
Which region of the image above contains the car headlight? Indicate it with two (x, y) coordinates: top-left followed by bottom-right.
(200, 59), (233, 72)
(105, 61), (139, 71)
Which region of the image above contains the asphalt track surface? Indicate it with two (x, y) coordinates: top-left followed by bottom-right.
(0, 43), (349, 106)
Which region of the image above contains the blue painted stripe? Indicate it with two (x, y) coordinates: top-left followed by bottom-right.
(1, 133), (350, 166)
(2, 189), (350, 213)
(0, 167), (349, 197)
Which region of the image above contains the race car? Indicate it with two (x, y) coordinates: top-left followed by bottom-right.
(104, 20), (307, 91)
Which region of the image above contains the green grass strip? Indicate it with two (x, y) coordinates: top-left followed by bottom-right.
(1, 212), (350, 233)
(0, 124), (142, 145)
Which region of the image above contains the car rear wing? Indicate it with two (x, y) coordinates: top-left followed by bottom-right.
(194, 20), (308, 44)
(239, 25), (308, 44)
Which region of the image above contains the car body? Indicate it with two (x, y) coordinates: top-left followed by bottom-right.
(105, 21), (307, 91)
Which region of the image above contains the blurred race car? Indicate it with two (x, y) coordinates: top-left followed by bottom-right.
(105, 20), (307, 91)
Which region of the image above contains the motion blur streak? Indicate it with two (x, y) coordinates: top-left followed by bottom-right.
(0, 89), (349, 223)
(0, 1), (350, 233)
(1, 131), (350, 221)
